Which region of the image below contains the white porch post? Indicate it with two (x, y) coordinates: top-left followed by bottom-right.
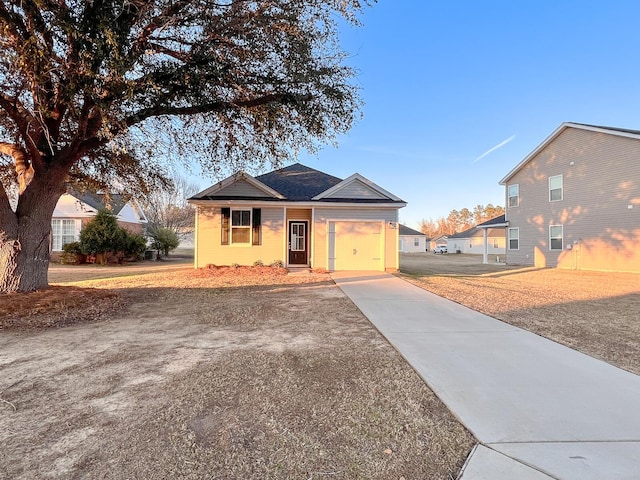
(482, 228), (488, 264)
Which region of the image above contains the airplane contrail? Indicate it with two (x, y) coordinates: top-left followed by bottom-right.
(473, 134), (516, 163)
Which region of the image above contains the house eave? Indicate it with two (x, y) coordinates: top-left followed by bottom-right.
(499, 122), (640, 185)
(188, 199), (406, 209)
(190, 171), (286, 200)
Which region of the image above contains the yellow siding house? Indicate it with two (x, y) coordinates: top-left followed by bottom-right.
(188, 163), (406, 271)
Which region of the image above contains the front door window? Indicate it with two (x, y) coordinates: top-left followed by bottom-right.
(289, 222), (308, 265)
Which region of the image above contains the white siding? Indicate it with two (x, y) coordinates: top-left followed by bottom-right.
(52, 194), (97, 218)
(399, 235), (427, 252)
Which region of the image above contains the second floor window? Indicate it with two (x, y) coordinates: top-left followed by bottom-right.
(549, 175), (563, 202)
(508, 184), (519, 207)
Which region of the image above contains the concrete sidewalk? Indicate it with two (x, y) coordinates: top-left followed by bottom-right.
(332, 272), (640, 480)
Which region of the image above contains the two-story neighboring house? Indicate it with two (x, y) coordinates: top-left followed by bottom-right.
(499, 122), (640, 272)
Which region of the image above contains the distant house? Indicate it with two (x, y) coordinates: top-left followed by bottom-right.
(188, 163), (406, 271)
(51, 190), (147, 252)
(447, 216), (507, 256)
(399, 224), (427, 252)
(429, 234), (448, 251)
(499, 122), (640, 272)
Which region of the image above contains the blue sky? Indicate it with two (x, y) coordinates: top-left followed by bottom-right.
(200, 1), (640, 229)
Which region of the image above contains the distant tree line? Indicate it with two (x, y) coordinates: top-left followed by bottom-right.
(419, 204), (505, 237)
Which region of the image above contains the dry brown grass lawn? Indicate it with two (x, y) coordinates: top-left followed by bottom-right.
(402, 266), (640, 375)
(0, 262), (474, 479)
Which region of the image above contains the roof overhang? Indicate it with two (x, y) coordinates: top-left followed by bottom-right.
(188, 199), (406, 209)
(499, 122), (640, 185)
(189, 171), (285, 201)
(476, 222), (508, 229)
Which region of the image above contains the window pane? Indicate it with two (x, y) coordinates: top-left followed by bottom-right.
(549, 176), (562, 201)
(508, 185), (519, 207)
(508, 228), (519, 250)
(232, 227), (250, 243)
(62, 219), (75, 235)
(550, 226), (563, 250)
(549, 176), (562, 189)
(232, 210), (251, 226)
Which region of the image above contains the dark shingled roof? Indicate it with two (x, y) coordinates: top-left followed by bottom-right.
(69, 189), (130, 214)
(477, 214), (506, 227)
(256, 163), (343, 201)
(399, 224), (424, 236)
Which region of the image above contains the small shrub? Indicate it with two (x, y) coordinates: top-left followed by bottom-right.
(79, 210), (127, 264)
(231, 262), (240, 268)
(253, 260), (264, 266)
(123, 233), (148, 260)
(270, 259), (284, 268)
(59, 242), (85, 264)
(147, 226), (180, 257)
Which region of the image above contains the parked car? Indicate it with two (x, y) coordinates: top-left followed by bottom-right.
(433, 245), (447, 254)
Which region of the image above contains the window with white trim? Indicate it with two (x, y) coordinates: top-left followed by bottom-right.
(221, 208), (261, 245)
(549, 225), (563, 250)
(51, 219), (77, 251)
(508, 227), (519, 250)
(508, 184), (519, 207)
(549, 175), (563, 202)
(231, 209), (251, 244)
(414, 238), (420, 247)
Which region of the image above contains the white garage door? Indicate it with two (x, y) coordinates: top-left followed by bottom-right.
(328, 221), (383, 271)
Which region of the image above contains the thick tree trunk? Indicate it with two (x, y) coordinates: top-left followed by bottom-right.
(0, 180), (63, 294)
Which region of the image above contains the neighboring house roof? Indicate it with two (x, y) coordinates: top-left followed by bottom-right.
(69, 189), (129, 215)
(431, 234), (448, 243)
(448, 218), (506, 239)
(63, 189), (147, 222)
(399, 224), (424, 236)
(448, 226), (478, 239)
(190, 163), (406, 204)
(500, 122), (640, 184)
(476, 214), (507, 228)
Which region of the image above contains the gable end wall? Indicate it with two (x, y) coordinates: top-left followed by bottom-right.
(505, 127), (640, 272)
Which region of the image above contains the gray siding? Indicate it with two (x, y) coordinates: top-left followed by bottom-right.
(324, 180), (388, 200)
(216, 179), (269, 197)
(505, 127), (640, 271)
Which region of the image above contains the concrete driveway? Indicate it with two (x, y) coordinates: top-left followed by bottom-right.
(332, 271), (640, 480)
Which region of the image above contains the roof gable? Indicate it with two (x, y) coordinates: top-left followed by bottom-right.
(500, 122), (640, 185)
(68, 190), (130, 215)
(313, 173), (402, 202)
(190, 163), (405, 205)
(192, 172), (285, 200)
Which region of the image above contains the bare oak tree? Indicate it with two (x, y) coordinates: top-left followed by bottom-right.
(0, 0), (368, 293)
(140, 172), (199, 239)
